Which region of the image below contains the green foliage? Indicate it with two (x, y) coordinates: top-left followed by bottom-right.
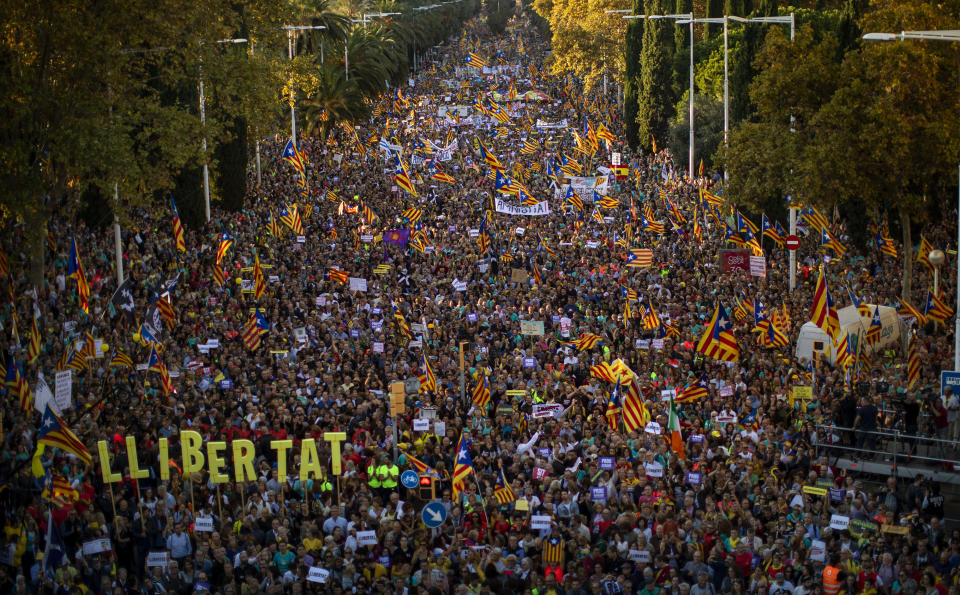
(669, 93), (724, 173)
(636, 0), (675, 151)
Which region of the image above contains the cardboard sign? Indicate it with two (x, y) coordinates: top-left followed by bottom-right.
(530, 515), (552, 530)
(373, 342), (384, 353)
(686, 472), (703, 486)
(652, 338), (664, 350)
(720, 250), (751, 274)
(307, 567), (330, 583)
(146, 551), (168, 567)
(54, 370), (72, 411)
(643, 462), (664, 478)
(510, 268), (528, 284)
(829, 514), (850, 531)
(882, 524), (909, 535)
(523, 357), (537, 368)
(537, 448), (552, 458)
(718, 385), (734, 397)
(520, 320), (545, 336)
(590, 487), (607, 501)
(413, 418), (431, 432)
(803, 486), (828, 497)
(628, 550), (652, 563)
(356, 530), (378, 546)
(467, 312), (479, 322)
(851, 520), (879, 533)
(644, 421), (662, 435)
(598, 456), (616, 471)
(194, 517), (214, 532)
(689, 434), (705, 444)
(82, 539), (112, 556)
(532, 403), (564, 419)
(793, 386), (814, 401)
(515, 499), (529, 511)
(809, 540), (826, 562)
(749, 255), (766, 278)
(219, 380), (232, 390)
(829, 488), (845, 503)
(349, 277), (368, 292)
(434, 421), (446, 436)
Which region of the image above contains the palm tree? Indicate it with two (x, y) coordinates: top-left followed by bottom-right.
(300, 65), (369, 139)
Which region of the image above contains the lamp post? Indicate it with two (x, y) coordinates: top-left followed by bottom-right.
(624, 13), (694, 180)
(930, 250), (946, 296)
(199, 38), (248, 223)
(282, 26), (326, 145)
(862, 29), (960, 369)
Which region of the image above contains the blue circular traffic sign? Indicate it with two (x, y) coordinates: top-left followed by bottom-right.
(421, 501), (448, 528)
(400, 470), (419, 489)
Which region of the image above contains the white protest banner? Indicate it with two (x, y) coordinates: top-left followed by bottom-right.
(719, 385), (734, 397)
(452, 280), (468, 292)
(434, 421), (446, 436)
(413, 418), (431, 432)
(809, 540), (827, 562)
(93, 339), (103, 357)
(356, 530), (378, 547)
(535, 119), (568, 130)
(348, 277), (368, 292)
(749, 255), (767, 278)
(515, 227), (525, 235)
(520, 320), (545, 336)
(644, 422), (662, 435)
(652, 339), (665, 350)
(530, 515), (552, 530)
(373, 342), (384, 353)
(34, 374), (58, 415)
(494, 197), (550, 216)
(716, 412), (738, 423)
(194, 517), (214, 532)
(830, 514), (850, 531)
(643, 462), (664, 478)
(146, 551), (168, 567)
(628, 550), (652, 563)
(307, 567), (330, 583)
(532, 403), (564, 419)
(82, 539), (112, 556)
(659, 389), (676, 400)
(54, 370), (72, 411)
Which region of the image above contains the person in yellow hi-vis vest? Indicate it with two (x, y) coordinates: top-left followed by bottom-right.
(377, 453), (399, 503)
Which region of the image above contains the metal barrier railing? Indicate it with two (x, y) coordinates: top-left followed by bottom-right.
(813, 424), (958, 469)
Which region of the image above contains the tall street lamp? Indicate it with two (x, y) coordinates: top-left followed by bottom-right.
(624, 13), (694, 180)
(680, 14), (796, 290)
(863, 28), (960, 369)
(282, 26), (326, 145)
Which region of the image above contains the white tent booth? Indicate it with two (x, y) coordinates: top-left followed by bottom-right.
(795, 305), (905, 365)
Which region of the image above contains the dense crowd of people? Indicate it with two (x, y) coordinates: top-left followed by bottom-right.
(1, 10), (959, 595)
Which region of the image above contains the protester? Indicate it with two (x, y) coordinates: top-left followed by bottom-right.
(1, 10), (958, 595)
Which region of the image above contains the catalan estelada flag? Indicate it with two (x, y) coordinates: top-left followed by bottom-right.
(493, 465), (516, 504)
(253, 253), (266, 300)
(563, 333), (603, 351)
(451, 432), (474, 502)
(696, 302), (739, 362)
(170, 196), (186, 252)
(147, 346), (172, 395)
(810, 268), (841, 340)
(401, 450), (443, 480)
(392, 301), (412, 339)
(215, 233), (233, 266)
(37, 405), (92, 466)
(471, 369), (491, 409)
(67, 237), (90, 314)
(242, 309), (270, 351)
(418, 352), (437, 394)
(925, 289), (954, 324)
